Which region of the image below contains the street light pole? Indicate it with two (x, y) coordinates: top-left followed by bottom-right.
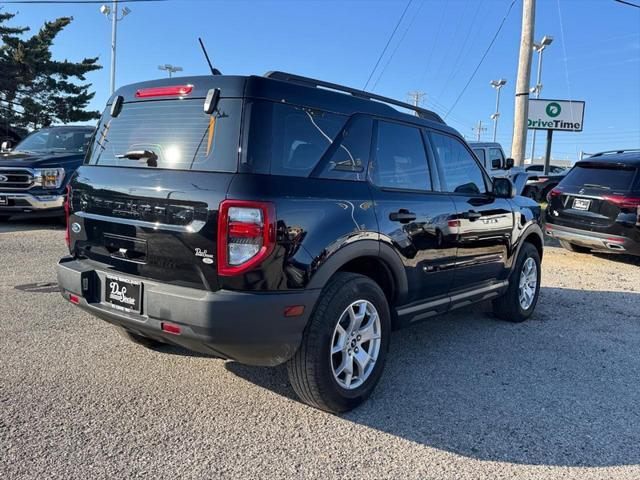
(490, 79), (507, 142)
(100, 1), (131, 95)
(529, 35), (553, 163)
(109, 0), (117, 95)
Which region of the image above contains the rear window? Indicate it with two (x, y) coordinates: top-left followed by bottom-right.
(561, 164), (638, 192)
(243, 100), (346, 177)
(86, 99), (241, 172)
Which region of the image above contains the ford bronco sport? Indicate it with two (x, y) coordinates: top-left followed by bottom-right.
(57, 72), (543, 412)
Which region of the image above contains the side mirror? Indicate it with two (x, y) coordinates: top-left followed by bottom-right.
(1, 141), (11, 152)
(505, 157), (515, 169)
(493, 177), (515, 198)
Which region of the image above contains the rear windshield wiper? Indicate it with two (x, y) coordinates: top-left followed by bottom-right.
(116, 150), (158, 167)
(582, 183), (610, 190)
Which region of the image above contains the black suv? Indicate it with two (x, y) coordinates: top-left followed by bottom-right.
(57, 73), (543, 412)
(0, 126), (94, 220)
(545, 149), (640, 256)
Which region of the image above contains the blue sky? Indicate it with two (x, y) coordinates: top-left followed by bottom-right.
(5, 0), (640, 162)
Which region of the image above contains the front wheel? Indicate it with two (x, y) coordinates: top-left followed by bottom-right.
(493, 242), (541, 322)
(287, 272), (391, 413)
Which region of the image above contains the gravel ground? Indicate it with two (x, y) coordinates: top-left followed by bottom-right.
(1, 219), (639, 479)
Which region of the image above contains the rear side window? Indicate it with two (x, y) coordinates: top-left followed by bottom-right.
(86, 99), (241, 172)
(370, 121), (431, 191)
(562, 164), (638, 192)
(316, 116), (372, 181)
(243, 101), (346, 177)
(429, 131), (487, 194)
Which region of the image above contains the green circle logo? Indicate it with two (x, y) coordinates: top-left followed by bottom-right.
(546, 102), (561, 117)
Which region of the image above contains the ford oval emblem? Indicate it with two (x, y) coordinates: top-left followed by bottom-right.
(0, 175), (8, 183)
(71, 222), (82, 234)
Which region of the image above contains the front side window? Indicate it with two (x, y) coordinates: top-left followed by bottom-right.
(244, 101), (346, 177)
(430, 131), (487, 195)
(16, 128), (92, 154)
(370, 121), (431, 191)
(86, 99), (241, 172)
(488, 148), (505, 170)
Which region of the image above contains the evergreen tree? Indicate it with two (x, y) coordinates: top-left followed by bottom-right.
(0, 10), (102, 130)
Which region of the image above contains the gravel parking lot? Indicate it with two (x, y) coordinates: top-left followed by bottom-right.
(1, 219), (639, 479)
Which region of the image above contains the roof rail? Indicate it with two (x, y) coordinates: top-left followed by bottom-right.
(588, 149), (640, 157)
(264, 71), (444, 124)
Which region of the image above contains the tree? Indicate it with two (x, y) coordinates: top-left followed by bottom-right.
(0, 10), (102, 130)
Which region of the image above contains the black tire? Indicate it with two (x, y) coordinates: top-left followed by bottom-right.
(559, 239), (591, 254)
(492, 242), (541, 323)
(115, 326), (166, 349)
(287, 272), (391, 413)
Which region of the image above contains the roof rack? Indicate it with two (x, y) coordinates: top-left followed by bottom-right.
(588, 149), (640, 157)
(264, 71), (444, 124)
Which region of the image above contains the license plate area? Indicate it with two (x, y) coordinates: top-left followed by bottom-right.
(0, 195), (7, 206)
(105, 275), (142, 313)
(572, 198), (591, 211)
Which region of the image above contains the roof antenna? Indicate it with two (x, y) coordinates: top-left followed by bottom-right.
(198, 37), (221, 75)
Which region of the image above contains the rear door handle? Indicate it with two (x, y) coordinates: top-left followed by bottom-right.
(464, 210), (482, 221)
(389, 210), (417, 223)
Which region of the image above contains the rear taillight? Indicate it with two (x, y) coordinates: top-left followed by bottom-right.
(217, 200), (276, 276)
(547, 187), (563, 202)
(135, 85), (193, 98)
(64, 184), (71, 247)
(602, 195), (640, 209)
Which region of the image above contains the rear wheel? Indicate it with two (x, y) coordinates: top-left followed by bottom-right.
(287, 272), (391, 413)
(559, 240), (591, 254)
(493, 242), (541, 323)
(115, 326), (166, 349)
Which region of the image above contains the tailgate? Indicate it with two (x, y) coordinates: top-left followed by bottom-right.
(69, 166), (233, 291)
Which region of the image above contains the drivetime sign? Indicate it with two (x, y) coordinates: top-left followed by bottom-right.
(528, 99), (585, 132)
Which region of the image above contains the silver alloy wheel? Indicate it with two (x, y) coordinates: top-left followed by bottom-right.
(518, 257), (538, 310)
(330, 300), (382, 390)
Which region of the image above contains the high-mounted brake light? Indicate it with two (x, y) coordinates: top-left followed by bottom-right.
(217, 200), (276, 276)
(135, 85), (193, 98)
(64, 184), (71, 247)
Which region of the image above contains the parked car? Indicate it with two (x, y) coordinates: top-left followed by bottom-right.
(520, 166), (568, 203)
(57, 72), (544, 412)
(545, 149), (640, 256)
(0, 125), (94, 221)
(469, 141), (514, 178)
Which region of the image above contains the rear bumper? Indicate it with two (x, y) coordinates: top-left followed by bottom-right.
(0, 192), (65, 216)
(545, 223), (640, 256)
(57, 257), (320, 366)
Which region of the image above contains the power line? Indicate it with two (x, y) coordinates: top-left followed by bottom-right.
(444, 0), (517, 119)
(363, 0), (413, 91)
(614, 0), (640, 8)
(372, 0), (425, 91)
(2, 0), (163, 3)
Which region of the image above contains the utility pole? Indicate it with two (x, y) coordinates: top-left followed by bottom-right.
(100, 1), (131, 95)
(158, 64), (183, 78)
(407, 91), (426, 115)
(490, 79), (507, 142)
(473, 120), (487, 141)
(528, 35), (553, 164)
(510, 0), (536, 166)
